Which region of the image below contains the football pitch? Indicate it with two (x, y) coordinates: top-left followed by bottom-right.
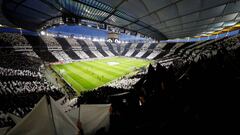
(51, 57), (151, 94)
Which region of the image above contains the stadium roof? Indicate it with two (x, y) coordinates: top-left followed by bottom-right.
(1, 0), (240, 40)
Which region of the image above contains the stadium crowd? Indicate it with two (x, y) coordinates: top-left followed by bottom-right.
(74, 35), (240, 134)
(0, 67), (41, 78)
(0, 33), (29, 47)
(131, 35), (240, 134)
(0, 33), (240, 134)
(0, 52), (64, 128)
(106, 70), (148, 90)
(107, 78), (141, 89)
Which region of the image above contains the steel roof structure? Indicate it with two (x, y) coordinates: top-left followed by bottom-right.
(1, 0), (240, 40)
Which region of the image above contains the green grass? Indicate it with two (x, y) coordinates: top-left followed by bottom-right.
(51, 57), (151, 94)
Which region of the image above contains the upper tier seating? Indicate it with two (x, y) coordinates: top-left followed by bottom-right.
(1, 32), (240, 63)
(0, 33), (120, 63)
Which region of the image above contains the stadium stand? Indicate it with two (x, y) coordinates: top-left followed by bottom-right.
(105, 42), (119, 56)
(24, 35), (59, 62)
(76, 39), (97, 58)
(144, 43), (165, 59)
(0, 33), (124, 62)
(55, 37), (81, 60)
(121, 43), (132, 56)
(1, 32), (240, 134)
(92, 41), (109, 57)
(2, 32), (240, 65)
(140, 43), (158, 58)
(1, 32), (186, 63)
(134, 43), (151, 58)
(124, 43), (138, 57)
(2, 4), (240, 135)
(130, 43), (144, 57)
(0, 51), (64, 127)
(153, 43), (176, 60)
(2, 0), (240, 134)
(98, 42), (116, 57)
